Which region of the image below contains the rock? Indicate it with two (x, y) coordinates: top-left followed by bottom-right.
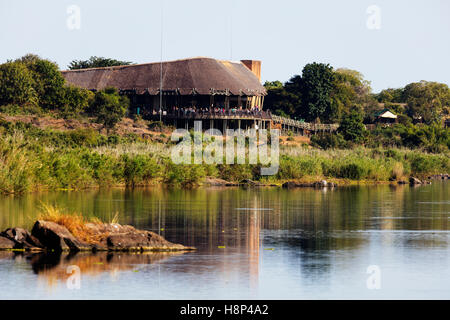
(0, 236), (15, 249)
(282, 181), (298, 189)
(313, 180), (328, 188)
(240, 179), (259, 186)
(409, 177), (423, 185)
(398, 180), (408, 185)
(0, 220), (195, 253)
(203, 177), (232, 187)
(31, 220), (91, 252)
(1, 227), (43, 250)
(283, 181), (336, 189)
(106, 231), (189, 252)
(84, 223), (193, 252)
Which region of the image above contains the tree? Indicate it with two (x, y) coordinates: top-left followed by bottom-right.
(339, 108), (366, 143)
(0, 61), (37, 106)
(89, 87), (129, 130)
(19, 56), (66, 109)
(403, 81), (450, 124)
(59, 85), (94, 117)
(375, 88), (404, 103)
(300, 63), (335, 122)
(68, 56), (133, 70)
(264, 80), (300, 118)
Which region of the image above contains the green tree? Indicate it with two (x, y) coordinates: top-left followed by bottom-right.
(300, 63), (335, 122)
(264, 80), (300, 118)
(68, 56), (133, 70)
(20, 56), (66, 109)
(89, 87), (129, 130)
(59, 85), (94, 117)
(403, 81), (450, 124)
(0, 61), (37, 106)
(375, 88), (404, 103)
(339, 109), (366, 142)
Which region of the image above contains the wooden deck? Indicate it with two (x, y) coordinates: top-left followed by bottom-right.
(160, 111), (339, 134)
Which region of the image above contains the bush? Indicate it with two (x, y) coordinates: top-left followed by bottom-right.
(0, 61), (37, 106)
(337, 163), (367, 180)
(89, 87), (129, 130)
(339, 109), (366, 142)
(311, 132), (347, 149)
(121, 154), (159, 187)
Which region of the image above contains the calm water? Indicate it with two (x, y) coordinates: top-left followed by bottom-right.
(0, 183), (449, 300)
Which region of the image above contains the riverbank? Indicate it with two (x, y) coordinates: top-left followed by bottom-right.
(0, 117), (449, 194)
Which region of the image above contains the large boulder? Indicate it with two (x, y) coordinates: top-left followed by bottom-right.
(106, 231), (188, 252)
(0, 220), (195, 253)
(31, 220), (91, 252)
(84, 223), (193, 252)
(0, 236), (15, 249)
(203, 177), (232, 187)
(282, 181), (299, 189)
(1, 227), (43, 250)
(409, 177), (423, 185)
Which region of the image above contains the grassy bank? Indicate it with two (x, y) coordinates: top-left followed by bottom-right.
(0, 120), (449, 194)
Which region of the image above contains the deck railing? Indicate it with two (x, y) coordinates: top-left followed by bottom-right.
(159, 109), (338, 133)
(271, 115), (339, 132)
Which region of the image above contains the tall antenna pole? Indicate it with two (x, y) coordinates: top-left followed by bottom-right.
(229, 6), (233, 60)
(159, 0), (164, 122)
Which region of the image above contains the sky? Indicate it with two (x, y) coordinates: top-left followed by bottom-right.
(0, 0), (449, 92)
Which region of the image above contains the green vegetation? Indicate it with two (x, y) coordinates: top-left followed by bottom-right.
(264, 63), (374, 123)
(0, 54), (449, 194)
(265, 62), (450, 153)
(0, 121), (448, 194)
(0, 54), (130, 129)
(88, 87), (129, 130)
(68, 56), (133, 70)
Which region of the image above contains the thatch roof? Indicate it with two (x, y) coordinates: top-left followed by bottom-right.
(61, 57), (266, 96)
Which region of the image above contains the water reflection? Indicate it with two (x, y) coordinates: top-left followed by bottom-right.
(1, 251), (185, 287)
(0, 182), (448, 299)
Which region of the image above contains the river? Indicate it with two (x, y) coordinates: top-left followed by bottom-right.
(0, 182), (449, 299)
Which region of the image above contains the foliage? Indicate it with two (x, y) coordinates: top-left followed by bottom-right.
(338, 109), (367, 143)
(402, 81), (450, 124)
(299, 63), (335, 122)
(89, 87), (129, 130)
(310, 132), (347, 149)
(0, 54), (93, 116)
(19, 55), (66, 109)
(0, 61), (37, 106)
(68, 56), (133, 70)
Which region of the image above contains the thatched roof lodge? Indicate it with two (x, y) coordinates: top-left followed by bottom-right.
(62, 57), (267, 119)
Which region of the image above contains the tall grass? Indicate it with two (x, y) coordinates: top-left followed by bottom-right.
(38, 204), (101, 243)
(0, 125), (449, 194)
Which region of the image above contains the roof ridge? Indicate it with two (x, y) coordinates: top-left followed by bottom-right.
(61, 57), (242, 72)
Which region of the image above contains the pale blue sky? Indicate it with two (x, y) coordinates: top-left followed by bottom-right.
(0, 0), (449, 92)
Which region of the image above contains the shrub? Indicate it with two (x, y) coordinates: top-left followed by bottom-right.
(0, 61), (37, 106)
(89, 87), (129, 130)
(339, 109), (366, 142)
(310, 132), (346, 149)
(121, 154), (159, 187)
